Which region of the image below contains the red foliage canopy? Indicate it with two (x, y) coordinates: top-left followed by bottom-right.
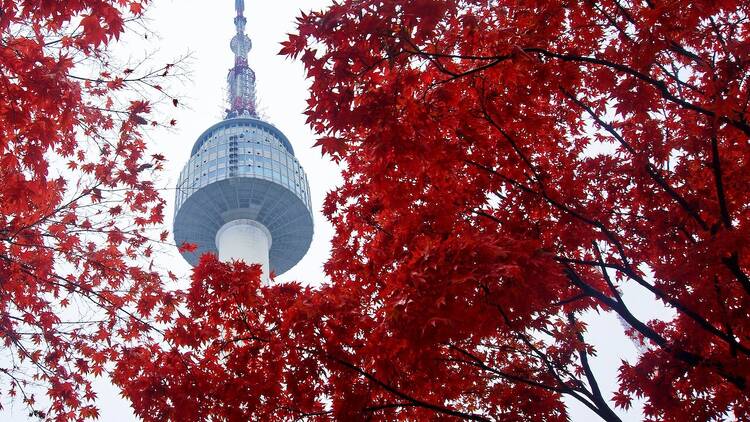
(0, 1), (178, 419)
(115, 1), (750, 421)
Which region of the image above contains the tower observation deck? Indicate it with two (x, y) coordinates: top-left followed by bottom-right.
(173, 0), (313, 276)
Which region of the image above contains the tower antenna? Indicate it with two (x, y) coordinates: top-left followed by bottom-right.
(227, 0), (257, 118)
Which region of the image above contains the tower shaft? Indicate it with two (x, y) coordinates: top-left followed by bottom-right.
(216, 219), (271, 276)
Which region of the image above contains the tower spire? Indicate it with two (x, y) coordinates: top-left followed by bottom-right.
(226, 0), (257, 118)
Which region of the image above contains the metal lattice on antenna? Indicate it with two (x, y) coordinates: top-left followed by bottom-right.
(173, 1), (314, 278)
(227, 0), (257, 118)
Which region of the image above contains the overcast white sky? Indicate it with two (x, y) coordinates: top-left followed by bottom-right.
(5, 1), (658, 420)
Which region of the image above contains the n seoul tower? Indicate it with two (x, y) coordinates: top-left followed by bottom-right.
(173, 0), (313, 277)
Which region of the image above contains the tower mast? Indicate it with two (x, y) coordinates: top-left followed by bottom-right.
(227, 0), (257, 118)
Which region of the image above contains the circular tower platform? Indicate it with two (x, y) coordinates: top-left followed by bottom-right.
(173, 117), (313, 275)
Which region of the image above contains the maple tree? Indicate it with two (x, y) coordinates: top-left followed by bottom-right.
(114, 0), (750, 421)
(0, 0), (180, 419)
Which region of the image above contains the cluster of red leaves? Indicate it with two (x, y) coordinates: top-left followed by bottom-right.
(114, 256), (324, 420)
(0, 1), (177, 420)
(115, 0), (750, 421)
(291, 0), (750, 419)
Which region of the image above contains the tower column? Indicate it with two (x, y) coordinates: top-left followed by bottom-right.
(215, 219), (272, 276)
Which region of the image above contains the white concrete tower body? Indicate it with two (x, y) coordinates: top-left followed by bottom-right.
(173, 0), (313, 277)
